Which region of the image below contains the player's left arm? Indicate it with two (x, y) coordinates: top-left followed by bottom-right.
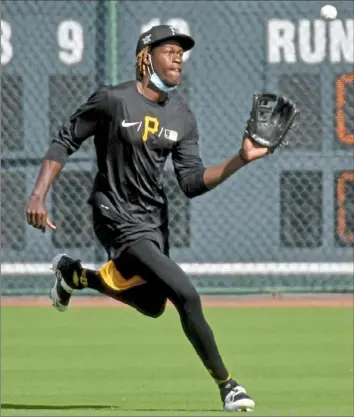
(171, 116), (208, 198)
(202, 137), (268, 191)
(171, 113), (268, 198)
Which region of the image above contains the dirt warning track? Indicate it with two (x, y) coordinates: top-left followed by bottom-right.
(1, 294), (353, 308)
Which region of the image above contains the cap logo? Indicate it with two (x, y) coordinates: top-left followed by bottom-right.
(169, 26), (177, 36)
(142, 34), (152, 45)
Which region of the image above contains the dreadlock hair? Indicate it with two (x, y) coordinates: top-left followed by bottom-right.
(136, 46), (150, 81)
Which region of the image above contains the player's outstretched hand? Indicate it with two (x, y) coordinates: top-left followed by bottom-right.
(240, 93), (299, 163)
(26, 194), (56, 233)
(240, 136), (270, 162)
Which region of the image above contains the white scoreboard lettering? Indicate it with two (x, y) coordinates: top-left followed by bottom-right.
(268, 18), (354, 64)
(1, 20), (13, 65)
(57, 20), (84, 65)
(1, 19), (85, 66)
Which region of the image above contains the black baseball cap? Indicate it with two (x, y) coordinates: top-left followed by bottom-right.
(136, 25), (195, 56)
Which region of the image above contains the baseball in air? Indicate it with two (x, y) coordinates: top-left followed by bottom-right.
(320, 5), (338, 20)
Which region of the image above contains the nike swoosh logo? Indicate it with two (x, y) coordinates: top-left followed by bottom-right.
(122, 120), (140, 127)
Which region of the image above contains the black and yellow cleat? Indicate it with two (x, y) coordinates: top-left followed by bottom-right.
(220, 379), (255, 412)
(49, 254), (83, 312)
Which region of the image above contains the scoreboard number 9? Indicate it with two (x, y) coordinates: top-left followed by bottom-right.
(1, 19), (84, 66)
(57, 20), (84, 65)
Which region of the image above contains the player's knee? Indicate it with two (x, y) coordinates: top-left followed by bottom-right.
(140, 301), (166, 318)
(148, 303), (166, 318)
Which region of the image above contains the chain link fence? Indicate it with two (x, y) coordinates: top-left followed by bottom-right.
(1, 1), (353, 295)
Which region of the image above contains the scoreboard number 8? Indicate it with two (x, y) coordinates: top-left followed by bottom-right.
(1, 20), (13, 65)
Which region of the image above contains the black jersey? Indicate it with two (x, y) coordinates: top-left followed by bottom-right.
(45, 80), (208, 249)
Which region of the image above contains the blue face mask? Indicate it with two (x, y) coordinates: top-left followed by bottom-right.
(148, 54), (178, 93)
(150, 72), (178, 93)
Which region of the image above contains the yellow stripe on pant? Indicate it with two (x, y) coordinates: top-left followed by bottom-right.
(99, 260), (146, 292)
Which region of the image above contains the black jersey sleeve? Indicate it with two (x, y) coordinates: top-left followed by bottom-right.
(43, 86), (111, 165)
(171, 112), (208, 198)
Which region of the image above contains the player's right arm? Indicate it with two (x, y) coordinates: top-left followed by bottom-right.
(26, 86), (111, 232)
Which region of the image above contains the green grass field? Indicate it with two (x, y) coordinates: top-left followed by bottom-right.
(1, 305), (353, 416)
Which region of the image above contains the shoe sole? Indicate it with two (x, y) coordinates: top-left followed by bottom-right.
(224, 398), (255, 412)
(49, 253), (68, 312)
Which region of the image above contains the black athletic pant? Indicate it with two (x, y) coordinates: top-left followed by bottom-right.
(113, 239), (229, 382)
